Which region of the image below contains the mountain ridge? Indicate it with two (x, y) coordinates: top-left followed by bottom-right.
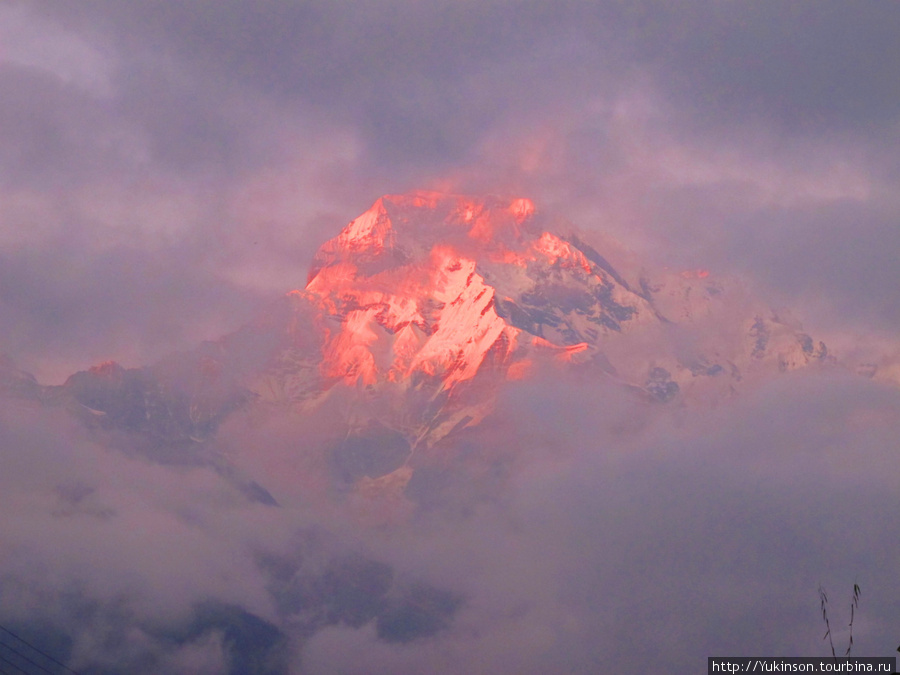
(0, 192), (846, 500)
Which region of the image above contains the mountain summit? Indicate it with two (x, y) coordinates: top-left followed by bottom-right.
(1, 192), (834, 498)
(299, 191), (826, 398)
(304, 191), (655, 390)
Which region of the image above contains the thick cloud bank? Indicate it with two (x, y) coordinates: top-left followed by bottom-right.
(2, 1), (899, 672)
(2, 370), (899, 673)
(2, 1), (899, 378)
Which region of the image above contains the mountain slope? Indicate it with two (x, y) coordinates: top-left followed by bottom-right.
(0, 192), (838, 497)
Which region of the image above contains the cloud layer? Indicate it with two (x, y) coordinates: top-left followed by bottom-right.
(2, 1), (898, 379)
(2, 2), (899, 672)
(2, 370), (899, 673)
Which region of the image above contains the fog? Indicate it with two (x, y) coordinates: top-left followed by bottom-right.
(1, 2), (899, 672)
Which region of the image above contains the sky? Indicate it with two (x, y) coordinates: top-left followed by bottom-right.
(1, 1), (899, 673)
(2, 0), (899, 382)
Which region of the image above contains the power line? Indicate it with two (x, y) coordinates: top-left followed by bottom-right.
(0, 652), (30, 675)
(0, 638), (59, 675)
(0, 625), (81, 675)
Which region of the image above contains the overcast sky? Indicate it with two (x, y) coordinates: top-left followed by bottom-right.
(1, 0), (898, 381)
(1, 2), (900, 673)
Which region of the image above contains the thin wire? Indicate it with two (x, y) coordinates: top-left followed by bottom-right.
(0, 652), (30, 675)
(0, 639), (58, 674)
(0, 626), (81, 675)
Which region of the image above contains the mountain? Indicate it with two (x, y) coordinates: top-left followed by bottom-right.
(0, 191), (839, 505)
(5, 194), (836, 448)
(2, 191), (890, 673)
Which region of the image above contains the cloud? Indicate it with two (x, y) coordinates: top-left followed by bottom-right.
(2, 2), (900, 672)
(2, 349), (900, 672)
(3, 0), (898, 373)
(294, 370), (900, 673)
(0, 3), (112, 96)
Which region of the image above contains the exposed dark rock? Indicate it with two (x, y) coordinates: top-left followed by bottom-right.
(376, 584), (463, 644)
(645, 367), (679, 402)
(329, 422), (411, 485)
(749, 317), (769, 357)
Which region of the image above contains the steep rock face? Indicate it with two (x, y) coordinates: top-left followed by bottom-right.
(1, 192), (842, 499)
(272, 192), (677, 453)
(0, 354), (42, 401)
(301, 192), (656, 393)
(296, 192), (832, 404)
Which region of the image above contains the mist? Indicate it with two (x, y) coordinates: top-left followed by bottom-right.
(1, 1), (899, 672)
